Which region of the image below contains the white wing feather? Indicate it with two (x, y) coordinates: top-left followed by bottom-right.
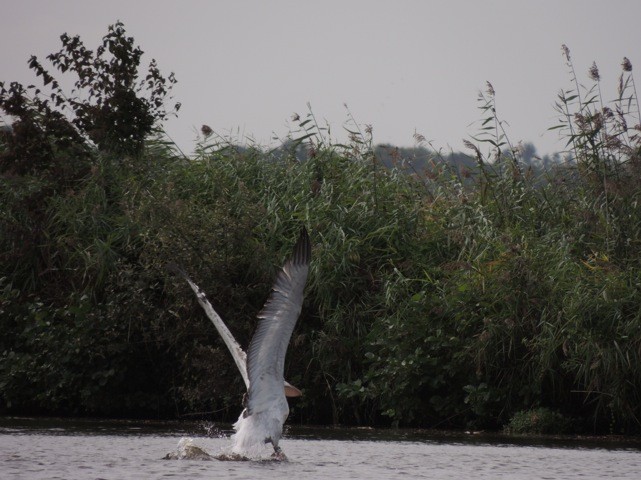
(168, 265), (249, 389)
(246, 229), (311, 416)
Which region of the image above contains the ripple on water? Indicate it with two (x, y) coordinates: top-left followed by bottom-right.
(1, 421), (641, 479)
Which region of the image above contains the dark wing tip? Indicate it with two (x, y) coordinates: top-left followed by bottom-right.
(166, 262), (190, 281)
(165, 262), (183, 275)
(293, 227), (311, 266)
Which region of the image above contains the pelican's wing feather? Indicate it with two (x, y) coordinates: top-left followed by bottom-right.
(246, 228), (311, 415)
(167, 263), (249, 389)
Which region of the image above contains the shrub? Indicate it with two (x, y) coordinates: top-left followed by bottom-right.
(505, 407), (572, 435)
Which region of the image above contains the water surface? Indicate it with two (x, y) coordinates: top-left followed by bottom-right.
(1, 418), (639, 479)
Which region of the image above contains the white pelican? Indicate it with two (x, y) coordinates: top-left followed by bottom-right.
(169, 228), (311, 459)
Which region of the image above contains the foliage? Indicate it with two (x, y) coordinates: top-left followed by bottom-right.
(0, 23), (181, 417)
(0, 20), (179, 171)
(2, 32), (641, 435)
(505, 407), (572, 435)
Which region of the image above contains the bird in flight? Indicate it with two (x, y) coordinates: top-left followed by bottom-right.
(169, 228), (311, 459)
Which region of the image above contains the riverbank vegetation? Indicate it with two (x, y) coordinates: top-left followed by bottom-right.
(1, 25), (640, 435)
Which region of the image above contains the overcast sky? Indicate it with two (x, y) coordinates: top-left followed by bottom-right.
(1, 0), (640, 156)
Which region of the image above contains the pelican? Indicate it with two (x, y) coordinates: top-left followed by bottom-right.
(169, 228), (311, 459)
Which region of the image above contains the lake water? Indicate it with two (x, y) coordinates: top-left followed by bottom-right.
(1, 417), (640, 479)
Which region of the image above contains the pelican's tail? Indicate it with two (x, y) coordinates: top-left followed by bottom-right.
(231, 410), (284, 457)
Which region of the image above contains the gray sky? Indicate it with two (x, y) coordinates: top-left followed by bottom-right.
(1, 0), (640, 157)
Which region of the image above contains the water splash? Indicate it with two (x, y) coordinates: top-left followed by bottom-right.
(163, 437), (213, 460)
(199, 421), (226, 438)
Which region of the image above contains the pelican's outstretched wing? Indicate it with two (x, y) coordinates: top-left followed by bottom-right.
(167, 264), (249, 389)
(246, 228), (311, 415)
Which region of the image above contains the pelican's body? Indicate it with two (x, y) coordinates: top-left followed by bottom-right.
(170, 229), (311, 458)
(233, 229), (310, 457)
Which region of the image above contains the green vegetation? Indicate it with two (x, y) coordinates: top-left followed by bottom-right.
(1, 26), (640, 435)
(505, 408), (572, 435)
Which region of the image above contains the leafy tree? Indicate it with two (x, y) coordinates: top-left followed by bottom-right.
(0, 20), (180, 173)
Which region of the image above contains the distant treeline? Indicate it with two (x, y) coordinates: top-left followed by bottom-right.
(2, 23), (641, 435)
(273, 140), (566, 178)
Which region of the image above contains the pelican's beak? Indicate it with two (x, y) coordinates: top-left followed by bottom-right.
(284, 381), (302, 397)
